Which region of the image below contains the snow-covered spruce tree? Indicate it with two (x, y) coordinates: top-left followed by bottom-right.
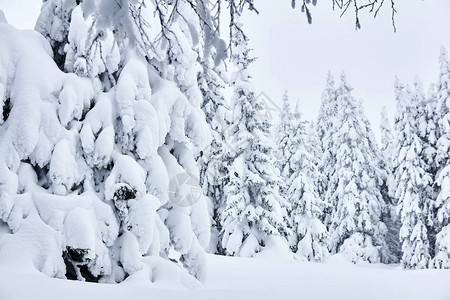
(286, 105), (329, 261)
(417, 82), (438, 178)
(431, 47), (450, 268)
(196, 20), (231, 254)
(274, 91), (297, 199)
(305, 118), (328, 213)
(393, 79), (432, 269)
(275, 92), (294, 175)
(379, 106), (396, 203)
(0, 16), (106, 281)
(315, 72), (338, 227)
(0, 0), (241, 283)
(219, 21), (290, 257)
(380, 106), (395, 164)
(379, 106), (401, 263)
(327, 74), (388, 263)
(415, 79), (439, 258)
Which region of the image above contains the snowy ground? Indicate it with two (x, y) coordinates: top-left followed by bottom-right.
(1, 254), (449, 300)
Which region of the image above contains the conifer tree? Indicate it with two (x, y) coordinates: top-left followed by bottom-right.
(328, 74), (388, 263)
(275, 92), (294, 174)
(380, 107), (395, 164)
(316, 73), (338, 227)
(197, 43), (231, 254)
(287, 105), (329, 261)
(219, 22), (290, 257)
(275, 92), (296, 198)
(393, 79), (432, 269)
(415, 80), (439, 259)
(432, 47), (450, 268)
(0, 0), (234, 282)
(379, 107), (401, 262)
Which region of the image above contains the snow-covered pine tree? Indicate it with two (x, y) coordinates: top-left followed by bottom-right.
(275, 92), (294, 175)
(327, 74), (388, 263)
(417, 83), (438, 177)
(379, 106), (401, 262)
(305, 119), (322, 170)
(315, 72), (338, 227)
(286, 104), (329, 261)
(431, 47), (450, 268)
(0, 15), (109, 281)
(380, 107), (395, 164)
(305, 118), (327, 215)
(416, 79), (439, 259)
(274, 91), (296, 198)
(0, 0), (241, 283)
(219, 21), (290, 257)
(359, 100), (395, 263)
(196, 27), (231, 254)
(393, 78), (432, 269)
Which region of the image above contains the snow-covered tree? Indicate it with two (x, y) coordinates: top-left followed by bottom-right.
(274, 91), (297, 198)
(379, 107), (396, 206)
(380, 107), (395, 164)
(316, 73), (338, 227)
(393, 79), (432, 269)
(431, 47), (450, 268)
(0, 0), (239, 283)
(327, 74), (388, 263)
(417, 83), (438, 175)
(219, 22), (290, 257)
(379, 106), (401, 262)
(415, 80), (439, 260)
(275, 92), (293, 171)
(196, 37), (231, 254)
(0, 15), (115, 281)
(433, 166), (450, 268)
(286, 105), (329, 261)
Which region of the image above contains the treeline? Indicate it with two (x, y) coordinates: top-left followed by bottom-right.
(204, 46), (450, 270)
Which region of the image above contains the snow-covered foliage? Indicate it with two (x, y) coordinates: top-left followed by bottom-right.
(0, 0), (238, 283)
(433, 165), (450, 268)
(431, 47), (450, 269)
(196, 41), (230, 254)
(286, 105), (329, 261)
(275, 92), (296, 191)
(219, 23), (290, 257)
(393, 79), (433, 269)
(380, 106), (395, 165)
(378, 107), (402, 263)
(315, 73), (338, 227)
(35, 0), (77, 69)
(0, 19), (113, 281)
(327, 74), (388, 263)
(415, 79), (439, 262)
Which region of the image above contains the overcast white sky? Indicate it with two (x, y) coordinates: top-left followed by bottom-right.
(1, 0), (450, 139)
(240, 0), (450, 137)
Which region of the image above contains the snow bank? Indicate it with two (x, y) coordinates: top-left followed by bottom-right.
(1, 254), (450, 300)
